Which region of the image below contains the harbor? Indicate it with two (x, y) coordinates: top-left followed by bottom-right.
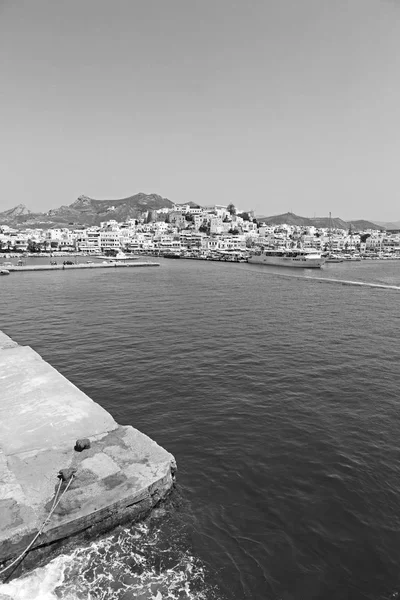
(0, 330), (176, 581)
(1, 1), (400, 595)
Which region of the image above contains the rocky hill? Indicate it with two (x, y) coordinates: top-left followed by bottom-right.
(1, 204), (32, 218)
(0, 204), (46, 228)
(258, 212), (381, 231)
(0, 193), (174, 228)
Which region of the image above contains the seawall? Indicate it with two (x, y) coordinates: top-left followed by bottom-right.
(0, 331), (176, 580)
(0, 262), (159, 272)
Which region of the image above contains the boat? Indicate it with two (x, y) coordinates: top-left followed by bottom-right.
(215, 250), (248, 262)
(342, 254), (362, 261)
(163, 251), (181, 259)
(248, 248), (324, 268)
(112, 251), (130, 260)
(0, 269), (10, 275)
(325, 253), (343, 263)
(93, 251), (133, 261)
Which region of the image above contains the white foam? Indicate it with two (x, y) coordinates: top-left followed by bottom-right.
(0, 522), (218, 600)
(265, 269), (400, 290)
(0, 555), (71, 600)
(303, 275), (400, 290)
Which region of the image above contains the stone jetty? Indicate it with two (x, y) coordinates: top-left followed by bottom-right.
(0, 331), (176, 580)
(1, 261), (159, 272)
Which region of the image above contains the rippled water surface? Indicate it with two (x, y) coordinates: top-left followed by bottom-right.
(1, 258), (400, 599)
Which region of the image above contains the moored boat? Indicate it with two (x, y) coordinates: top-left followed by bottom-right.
(324, 253), (344, 263)
(248, 248), (324, 268)
(93, 251), (134, 261)
(163, 252), (181, 258)
(342, 254), (362, 261)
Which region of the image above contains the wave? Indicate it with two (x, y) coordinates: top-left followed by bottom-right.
(303, 275), (400, 290)
(0, 509), (222, 600)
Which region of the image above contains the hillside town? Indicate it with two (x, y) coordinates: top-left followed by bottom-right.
(1, 202), (400, 259)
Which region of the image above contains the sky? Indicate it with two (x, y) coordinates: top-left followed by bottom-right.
(1, 0), (400, 221)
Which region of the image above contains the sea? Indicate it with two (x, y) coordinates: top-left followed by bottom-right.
(1, 256), (400, 600)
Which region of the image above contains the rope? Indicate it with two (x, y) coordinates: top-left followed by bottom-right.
(0, 475), (75, 576)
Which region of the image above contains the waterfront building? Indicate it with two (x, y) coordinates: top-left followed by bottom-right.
(301, 235), (321, 250)
(155, 235), (182, 253)
(11, 234), (29, 253)
(76, 228), (100, 253)
(382, 234), (400, 252)
(201, 237), (219, 251)
(99, 227), (122, 252)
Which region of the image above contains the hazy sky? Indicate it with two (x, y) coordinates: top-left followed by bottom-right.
(1, 0), (400, 221)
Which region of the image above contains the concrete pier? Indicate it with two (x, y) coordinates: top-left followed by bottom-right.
(0, 261), (159, 272)
(0, 331), (176, 579)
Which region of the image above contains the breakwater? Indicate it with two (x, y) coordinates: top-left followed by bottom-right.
(0, 261), (159, 272)
(0, 331), (176, 581)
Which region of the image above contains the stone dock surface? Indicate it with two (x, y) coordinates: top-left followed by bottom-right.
(1, 261), (159, 272)
(0, 331), (176, 579)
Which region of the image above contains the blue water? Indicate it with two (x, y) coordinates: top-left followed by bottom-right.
(1, 258), (400, 599)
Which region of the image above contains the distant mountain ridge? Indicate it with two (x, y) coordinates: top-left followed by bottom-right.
(0, 204), (32, 218)
(258, 212), (381, 230)
(373, 220), (400, 230)
(0, 193), (174, 228)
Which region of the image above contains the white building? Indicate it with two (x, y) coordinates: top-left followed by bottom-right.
(99, 228), (122, 251)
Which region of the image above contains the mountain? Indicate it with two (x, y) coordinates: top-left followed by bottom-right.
(1, 203), (32, 217)
(373, 220), (400, 230)
(45, 193), (174, 226)
(0, 193), (174, 228)
(258, 212), (381, 230)
(0, 204), (46, 228)
(348, 219), (383, 231)
(0, 204), (33, 222)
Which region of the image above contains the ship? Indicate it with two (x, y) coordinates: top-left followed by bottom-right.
(248, 248), (325, 268)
